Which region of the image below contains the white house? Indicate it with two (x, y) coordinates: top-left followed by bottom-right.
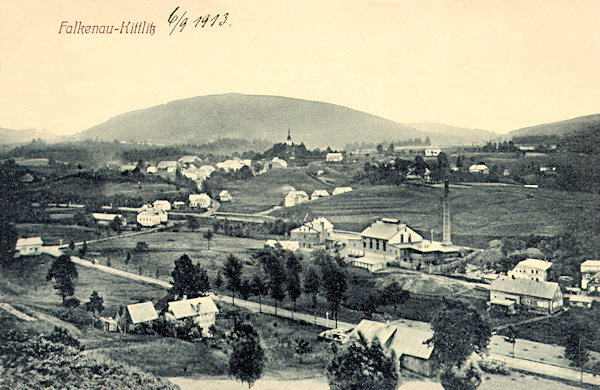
(137, 208), (166, 227)
(290, 217), (334, 249)
(146, 165), (157, 174)
(270, 157), (288, 169)
(310, 189), (330, 200)
(266, 239), (300, 251)
(332, 187), (353, 196)
(166, 296), (219, 336)
(469, 164), (489, 174)
(581, 260), (600, 290)
(217, 158), (248, 172)
(326, 152), (343, 162)
(15, 237), (43, 257)
(219, 190), (233, 202)
(119, 301), (159, 333)
(509, 258), (552, 282)
(92, 213), (126, 227)
(284, 190), (309, 207)
(157, 161), (177, 172)
(178, 155), (201, 167)
(153, 200), (171, 211)
(425, 148), (441, 157)
(189, 193), (211, 208)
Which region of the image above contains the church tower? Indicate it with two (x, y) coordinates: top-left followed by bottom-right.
(285, 128), (293, 146)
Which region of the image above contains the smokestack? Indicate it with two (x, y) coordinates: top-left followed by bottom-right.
(442, 179), (452, 244)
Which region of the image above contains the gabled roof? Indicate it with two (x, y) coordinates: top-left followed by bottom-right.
(168, 297), (219, 320)
(581, 260), (600, 270)
(361, 219), (406, 240)
(16, 237), (43, 246)
(157, 161), (177, 168)
(490, 277), (561, 300)
(127, 302), (158, 324)
(514, 258), (552, 271)
(347, 319), (434, 360)
(311, 189), (330, 197)
(306, 217), (333, 231)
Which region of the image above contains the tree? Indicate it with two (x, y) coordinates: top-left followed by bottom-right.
(414, 155), (427, 177)
(223, 254), (243, 305)
(286, 252), (302, 317)
(78, 241), (88, 257)
(68, 240), (75, 252)
(254, 246), (287, 315)
(437, 152), (450, 170)
(380, 281), (410, 315)
(229, 322), (265, 388)
(251, 272), (268, 313)
(565, 322), (591, 383)
(504, 326), (518, 357)
(109, 216), (123, 235)
(187, 216), (200, 232)
(214, 271), (223, 289)
(376, 144), (384, 154)
(135, 241), (149, 252)
(440, 361), (483, 390)
(171, 254), (210, 299)
(0, 217), (17, 267)
(319, 256), (347, 328)
(46, 254), (78, 303)
(304, 266), (320, 323)
(84, 290), (104, 317)
(294, 338), (311, 363)
(203, 230), (214, 250)
(327, 333), (398, 390)
(428, 300), (492, 369)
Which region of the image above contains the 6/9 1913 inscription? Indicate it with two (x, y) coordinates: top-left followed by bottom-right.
(168, 6), (230, 35)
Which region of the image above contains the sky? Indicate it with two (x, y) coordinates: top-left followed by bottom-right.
(1, 0), (600, 136)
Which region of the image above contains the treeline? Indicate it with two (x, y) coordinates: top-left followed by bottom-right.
(345, 137), (431, 151)
(211, 218), (301, 238)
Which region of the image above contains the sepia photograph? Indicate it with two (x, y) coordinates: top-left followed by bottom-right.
(2, 1), (600, 389)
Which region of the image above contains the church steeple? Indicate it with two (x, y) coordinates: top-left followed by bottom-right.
(285, 128), (293, 146)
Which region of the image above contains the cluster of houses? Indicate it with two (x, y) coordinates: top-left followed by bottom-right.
(102, 296), (219, 336)
(284, 187), (353, 207)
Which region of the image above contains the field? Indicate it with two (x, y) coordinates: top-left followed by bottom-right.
(15, 223), (104, 245)
(271, 183), (600, 248)
(102, 182), (188, 201)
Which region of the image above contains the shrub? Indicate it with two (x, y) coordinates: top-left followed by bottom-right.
(478, 359), (510, 375)
(56, 306), (94, 326)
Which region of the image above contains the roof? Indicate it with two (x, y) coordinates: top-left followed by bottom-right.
(286, 190), (308, 198)
(352, 257), (388, 266)
(266, 240), (300, 251)
(92, 213), (122, 221)
(515, 258), (552, 271)
(311, 189), (330, 197)
(306, 217), (333, 231)
(126, 302), (158, 324)
(581, 260), (600, 270)
(569, 295), (595, 303)
(347, 319), (434, 360)
(16, 237), (43, 246)
(361, 219), (406, 240)
(490, 277), (561, 300)
(157, 161), (177, 168)
(168, 297), (219, 319)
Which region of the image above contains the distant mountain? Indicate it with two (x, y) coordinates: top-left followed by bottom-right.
(509, 113), (600, 138)
(74, 93), (427, 149)
(406, 122), (500, 145)
(0, 128), (58, 144)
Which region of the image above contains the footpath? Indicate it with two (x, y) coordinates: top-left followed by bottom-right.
(37, 245), (600, 387)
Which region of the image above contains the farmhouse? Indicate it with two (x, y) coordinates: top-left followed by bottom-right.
(332, 187), (353, 195)
(425, 148), (441, 157)
(15, 237), (43, 257)
(157, 161), (177, 172)
(284, 190), (309, 207)
(359, 218), (423, 260)
(118, 301), (159, 333)
(489, 277), (563, 314)
(508, 258), (552, 282)
(310, 189), (330, 200)
(469, 164), (489, 174)
(146, 165), (157, 174)
(219, 190), (233, 202)
(326, 152), (343, 162)
(153, 200), (171, 211)
(178, 155), (201, 167)
(266, 239), (300, 251)
(345, 319), (436, 377)
(137, 206), (167, 227)
(217, 158), (248, 172)
(290, 217), (333, 249)
(269, 157), (288, 169)
(92, 213), (126, 227)
(569, 295), (594, 309)
(166, 296), (219, 336)
(580, 260), (600, 290)
(189, 193), (211, 208)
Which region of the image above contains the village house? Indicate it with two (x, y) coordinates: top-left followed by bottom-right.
(269, 157), (288, 169)
(137, 206), (167, 227)
(157, 160), (177, 173)
(284, 190), (309, 207)
(469, 164), (489, 174)
(290, 217), (333, 250)
(425, 148), (441, 157)
(265, 239), (300, 251)
(92, 213), (126, 227)
(217, 158), (249, 172)
(508, 258), (552, 282)
(332, 187), (353, 196)
(489, 276), (563, 314)
(219, 190), (233, 202)
(153, 200), (171, 211)
(15, 237), (43, 257)
(310, 189), (330, 200)
(569, 295), (595, 309)
(326, 152), (344, 162)
(580, 260), (600, 290)
(178, 155), (201, 168)
(189, 193), (211, 208)
(146, 165), (157, 174)
(166, 296), (219, 336)
(173, 201), (185, 208)
(345, 319), (436, 377)
(15, 158), (49, 167)
(117, 301), (159, 333)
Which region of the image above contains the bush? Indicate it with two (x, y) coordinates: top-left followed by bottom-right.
(56, 306), (94, 326)
(63, 297), (81, 308)
(478, 359), (510, 375)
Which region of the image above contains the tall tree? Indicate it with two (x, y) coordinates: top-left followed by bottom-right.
(171, 254), (210, 299)
(380, 281), (410, 315)
(0, 217), (17, 267)
(223, 254), (243, 305)
(440, 361), (483, 390)
(428, 300), (491, 369)
(304, 266), (320, 323)
(203, 230), (214, 250)
(254, 246), (287, 315)
(187, 216), (200, 232)
(504, 326), (518, 357)
(109, 216), (123, 235)
(84, 290), (104, 317)
(229, 322), (265, 388)
(46, 254), (78, 303)
(327, 333), (398, 390)
(565, 322), (591, 383)
(251, 272), (268, 313)
(285, 252), (302, 317)
(319, 256), (347, 328)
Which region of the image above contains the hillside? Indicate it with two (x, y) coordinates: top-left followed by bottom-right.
(74, 94), (495, 149)
(509, 113), (600, 138)
(407, 122), (499, 145)
(0, 128), (59, 145)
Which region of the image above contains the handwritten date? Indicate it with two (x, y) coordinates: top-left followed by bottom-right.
(168, 6), (229, 35)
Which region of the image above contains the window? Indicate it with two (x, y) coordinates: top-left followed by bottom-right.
(369, 239), (373, 249)
(376, 241), (380, 250)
